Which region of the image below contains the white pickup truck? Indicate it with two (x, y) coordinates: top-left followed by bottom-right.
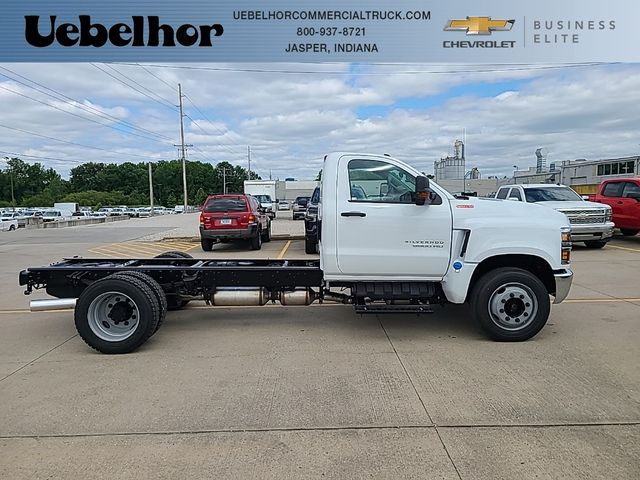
(495, 184), (614, 248)
(20, 152), (574, 354)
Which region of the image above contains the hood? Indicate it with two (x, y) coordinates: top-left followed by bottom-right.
(532, 200), (608, 211)
(451, 197), (569, 230)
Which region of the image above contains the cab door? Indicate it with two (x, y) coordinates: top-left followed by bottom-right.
(335, 156), (452, 279)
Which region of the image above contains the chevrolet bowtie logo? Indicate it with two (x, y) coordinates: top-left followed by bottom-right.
(445, 17), (515, 35)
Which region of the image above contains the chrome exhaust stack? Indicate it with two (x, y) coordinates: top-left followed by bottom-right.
(30, 298), (77, 312)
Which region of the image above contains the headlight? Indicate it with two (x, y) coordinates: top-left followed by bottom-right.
(605, 207), (612, 222)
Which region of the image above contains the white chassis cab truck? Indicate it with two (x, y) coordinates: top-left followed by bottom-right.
(20, 153), (573, 354)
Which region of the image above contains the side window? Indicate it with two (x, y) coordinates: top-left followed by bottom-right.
(602, 182), (624, 197)
(622, 182), (640, 198)
(508, 188), (522, 201)
(496, 188), (509, 199)
(347, 159), (416, 203)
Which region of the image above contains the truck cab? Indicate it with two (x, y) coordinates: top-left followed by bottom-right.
(319, 153), (573, 339)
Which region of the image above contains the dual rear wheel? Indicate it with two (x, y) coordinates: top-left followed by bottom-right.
(75, 251), (193, 353)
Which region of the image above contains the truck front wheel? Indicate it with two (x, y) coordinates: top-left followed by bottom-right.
(621, 229), (639, 237)
(471, 267), (550, 341)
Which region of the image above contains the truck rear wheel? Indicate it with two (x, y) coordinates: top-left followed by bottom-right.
(470, 267), (550, 341)
(74, 276), (160, 354)
(110, 271), (167, 333)
(621, 229), (639, 236)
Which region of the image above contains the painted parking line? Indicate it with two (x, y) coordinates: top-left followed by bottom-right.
(88, 240), (198, 258)
(277, 240), (292, 259)
(607, 244), (640, 253)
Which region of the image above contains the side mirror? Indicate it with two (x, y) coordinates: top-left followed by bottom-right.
(415, 176), (430, 206)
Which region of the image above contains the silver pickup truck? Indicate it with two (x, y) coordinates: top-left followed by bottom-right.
(495, 184), (614, 249)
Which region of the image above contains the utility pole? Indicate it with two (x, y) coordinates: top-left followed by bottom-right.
(247, 146), (251, 180)
(148, 163), (154, 216)
(9, 171), (15, 211)
(178, 83), (188, 211)
(222, 167), (227, 194)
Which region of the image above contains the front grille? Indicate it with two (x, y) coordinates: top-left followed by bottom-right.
(560, 209), (607, 216)
(558, 209), (607, 225)
(568, 216), (605, 225)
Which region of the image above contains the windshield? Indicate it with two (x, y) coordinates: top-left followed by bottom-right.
(254, 195), (272, 203)
(524, 187), (582, 202)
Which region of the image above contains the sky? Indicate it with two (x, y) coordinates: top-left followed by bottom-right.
(0, 62), (639, 180)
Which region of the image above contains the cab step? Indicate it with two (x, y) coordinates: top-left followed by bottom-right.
(354, 304), (434, 314)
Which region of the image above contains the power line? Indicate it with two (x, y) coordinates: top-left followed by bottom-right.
(134, 63), (177, 92)
(0, 149), (86, 165)
(0, 66), (174, 142)
(0, 84), (173, 145)
(110, 62), (614, 75)
(90, 63), (178, 111)
(0, 123), (162, 160)
(101, 63), (177, 108)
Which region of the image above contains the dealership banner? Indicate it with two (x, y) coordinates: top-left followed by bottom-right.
(1, 0), (638, 62)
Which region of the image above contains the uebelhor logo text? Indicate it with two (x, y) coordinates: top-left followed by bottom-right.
(24, 16), (224, 47)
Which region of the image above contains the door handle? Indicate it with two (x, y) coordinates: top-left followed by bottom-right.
(341, 211), (366, 217)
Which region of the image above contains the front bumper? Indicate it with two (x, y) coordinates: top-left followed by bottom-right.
(553, 269), (573, 304)
(570, 222), (614, 241)
(200, 225), (257, 240)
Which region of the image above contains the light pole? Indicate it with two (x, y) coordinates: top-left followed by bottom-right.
(2, 157), (16, 211)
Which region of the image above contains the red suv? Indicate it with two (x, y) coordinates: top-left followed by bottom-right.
(199, 194), (271, 251)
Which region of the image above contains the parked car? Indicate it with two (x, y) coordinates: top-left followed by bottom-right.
(0, 216), (18, 231)
(253, 194), (276, 219)
(495, 184), (614, 248)
(199, 194), (271, 251)
(71, 211), (91, 217)
(109, 207), (127, 217)
(292, 196), (310, 220)
(137, 207), (151, 218)
(304, 187), (320, 254)
(41, 210), (70, 222)
(587, 178), (640, 237)
(277, 200), (290, 210)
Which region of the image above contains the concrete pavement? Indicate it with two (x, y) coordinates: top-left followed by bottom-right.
(0, 217), (639, 479)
